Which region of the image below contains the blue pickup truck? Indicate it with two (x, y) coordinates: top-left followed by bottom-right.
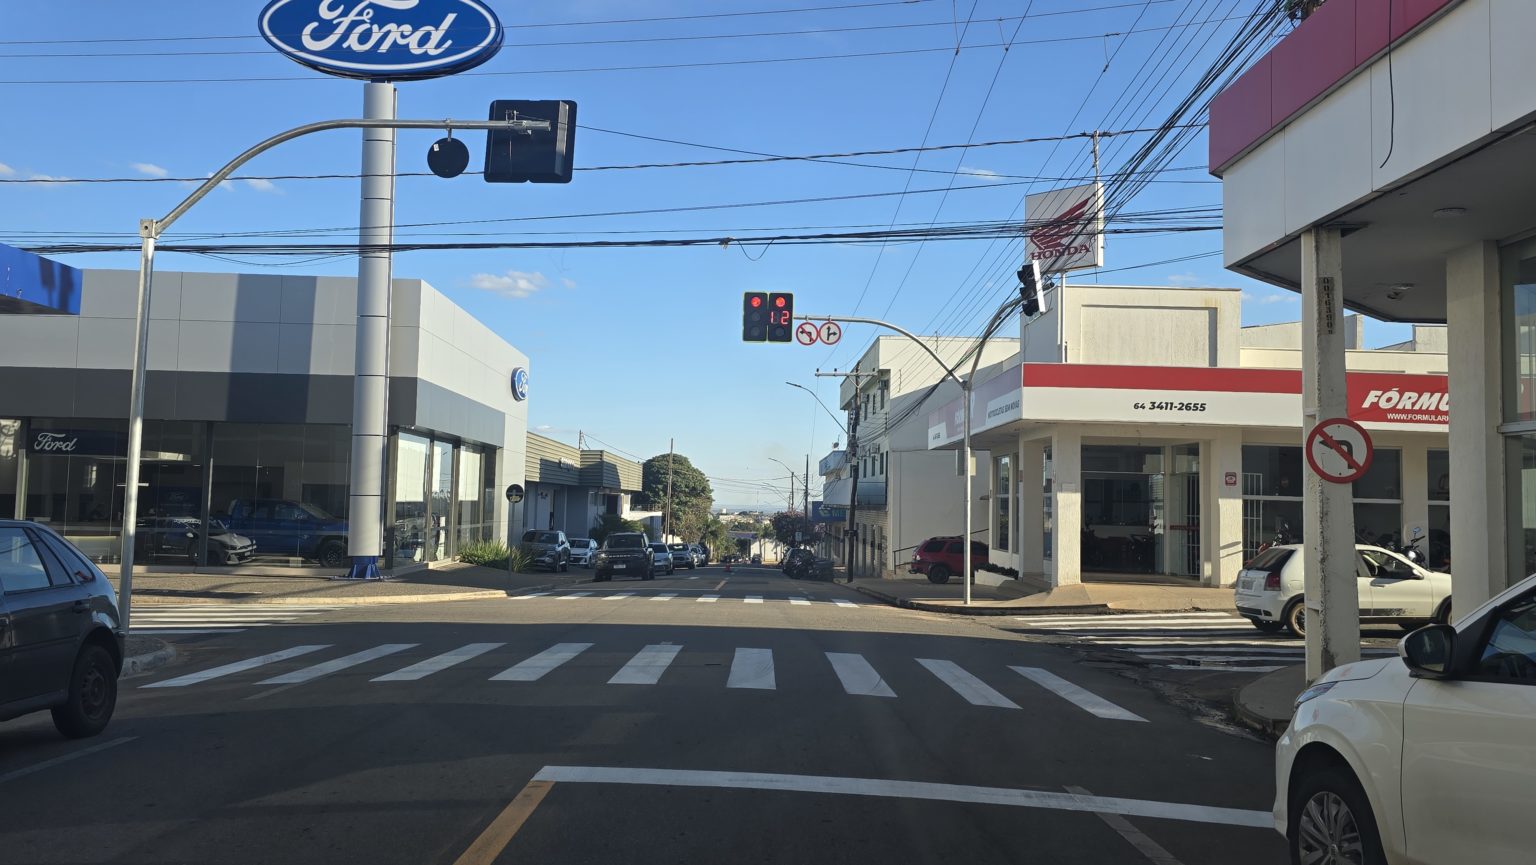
(221, 499), (349, 568)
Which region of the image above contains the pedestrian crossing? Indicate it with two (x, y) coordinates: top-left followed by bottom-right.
(138, 639), (1147, 721)
(130, 603), (341, 635)
(509, 590), (871, 608)
(1008, 612), (1397, 673)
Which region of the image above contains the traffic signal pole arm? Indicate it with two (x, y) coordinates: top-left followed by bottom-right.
(116, 114), (542, 631)
(793, 315), (965, 388)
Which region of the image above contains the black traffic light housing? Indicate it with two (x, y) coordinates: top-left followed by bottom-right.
(743, 292), (768, 342)
(767, 292), (794, 342)
(1018, 261), (1042, 317)
(484, 100), (577, 183)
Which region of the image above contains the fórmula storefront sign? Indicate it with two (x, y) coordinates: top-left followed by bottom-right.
(259, 0), (503, 81)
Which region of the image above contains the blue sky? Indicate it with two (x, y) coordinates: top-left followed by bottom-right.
(0, 1), (1407, 509)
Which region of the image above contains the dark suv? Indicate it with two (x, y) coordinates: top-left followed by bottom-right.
(520, 530), (571, 572)
(595, 532), (654, 581)
(0, 520), (125, 738)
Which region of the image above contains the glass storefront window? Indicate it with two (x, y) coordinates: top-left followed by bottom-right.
(1516, 436), (1536, 577)
(394, 432), (429, 564)
(1503, 239), (1536, 422)
(457, 446), (484, 547)
(1240, 444), (1404, 559)
(210, 423), (350, 568)
(1042, 446), (1053, 562)
(0, 419), (18, 519)
(429, 439), (453, 561)
(1427, 449), (1450, 570)
(1352, 448), (1401, 501)
(1241, 445), (1303, 498)
(994, 454), (1011, 552)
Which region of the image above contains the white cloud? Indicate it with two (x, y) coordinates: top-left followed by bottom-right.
(204, 172), (233, 192)
(25, 173), (69, 186)
(560, 277), (577, 289)
(0, 162), (14, 177)
(131, 162), (168, 178)
(958, 165), (1005, 182)
(469, 269), (550, 299)
(1166, 272), (1206, 287)
(244, 177), (279, 193)
(1242, 289), (1298, 305)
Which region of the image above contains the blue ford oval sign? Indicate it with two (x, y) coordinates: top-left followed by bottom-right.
(511, 367), (529, 401)
(258, 0), (503, 81)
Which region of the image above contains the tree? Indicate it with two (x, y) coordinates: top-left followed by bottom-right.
(700, 518), (734, 559)
(734, 537), (754, 557)
(635, 452), (714, 541)
(769, 510), (815, 549)
(591, 514), (645, 545)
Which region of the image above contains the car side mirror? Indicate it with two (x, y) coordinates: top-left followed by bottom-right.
(1400, 624), (1456, 679)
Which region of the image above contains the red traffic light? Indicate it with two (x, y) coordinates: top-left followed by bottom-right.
(774, 296), (787, 308)
(751, 296), (763, 308)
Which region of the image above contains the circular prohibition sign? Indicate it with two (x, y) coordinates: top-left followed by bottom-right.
(1305, 417), (1374, 484)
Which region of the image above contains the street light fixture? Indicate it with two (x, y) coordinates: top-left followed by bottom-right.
(785, 381), (847, 434)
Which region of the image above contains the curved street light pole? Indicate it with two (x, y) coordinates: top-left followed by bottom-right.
(785, 381), (848, 435)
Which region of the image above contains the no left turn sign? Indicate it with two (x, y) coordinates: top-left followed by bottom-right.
(1305, 417), (1374, 484)
(795, 322), (819, 345)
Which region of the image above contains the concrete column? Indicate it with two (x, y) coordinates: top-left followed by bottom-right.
(1301, 227), (1360, 680)
(1049, 428), (1082, 587)
(1401, 439), (1430, 550)
(1205, 429), (1244, 588)
(1019, 438), (1045, 576)
(1446, 241), (1510, 612)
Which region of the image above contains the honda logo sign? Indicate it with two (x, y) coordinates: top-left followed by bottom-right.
(1025, 182), (1103, 273)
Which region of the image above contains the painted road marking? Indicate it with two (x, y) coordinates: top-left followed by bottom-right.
(788, 598), (811, 606)
(826, 652), (895, 697)
(450, 778), (554, 865)
(601, 592), (635, 601)
(697, 594), (720, 603)
(373, 643), (505, 682)
(143, 645), (330, 688)
(745, 595), (764, 604)
(492, 643), (593, 682)
(1066, 785), (1186, 865)
(1010, 666), (1147, 722)
(256, 644), (416, 685)
(832, 599), (857, 608)
(0, 736), (136, 786)
(511, 592), (549, 600)
(727, 648), (775, 690)
(608, 644), (683, 685)
(917, 659), (1019, 709)
(651, 593), (678, 601)
(556, 592), (593, 601)
(530, 766), (1272, 829)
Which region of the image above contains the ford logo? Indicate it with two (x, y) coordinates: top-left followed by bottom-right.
(258, 0), (503, 81)
(511, 367), (529, 401)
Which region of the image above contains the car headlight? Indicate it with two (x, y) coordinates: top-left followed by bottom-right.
(1294, 681), (1336, 710)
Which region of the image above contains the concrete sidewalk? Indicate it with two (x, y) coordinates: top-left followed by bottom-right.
(1232, 665), (1306, 738)
(850, 574), (1240, 616)
(112, 562), (594, 606)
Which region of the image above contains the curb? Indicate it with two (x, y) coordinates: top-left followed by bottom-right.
(122, 642), (178, 677)
(1231, 694), (1290, 740)
(134, 589), (510, 606)
(851, 584), (1111, 616)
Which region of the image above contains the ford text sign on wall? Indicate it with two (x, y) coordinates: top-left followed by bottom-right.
(259, 0), (503, 81)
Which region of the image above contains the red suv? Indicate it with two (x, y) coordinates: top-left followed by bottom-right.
(910, 536), (989, 584)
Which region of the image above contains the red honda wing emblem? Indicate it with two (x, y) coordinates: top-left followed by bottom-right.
(1029, 198), (1092, 250)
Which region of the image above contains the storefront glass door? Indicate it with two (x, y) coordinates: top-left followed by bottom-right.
(428, 439), (454, 561)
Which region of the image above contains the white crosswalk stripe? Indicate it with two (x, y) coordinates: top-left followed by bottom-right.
(697, 594), (720, 603)
(130, 603), (340, 635)
(506, 591), (870, 608)
(1010, 612), (1397, 672)
(139, 641), (1140, 717)
(651, 593), (678, 602)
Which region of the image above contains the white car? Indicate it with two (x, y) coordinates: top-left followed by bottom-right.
(1274, 572), (1536, 865)
(1234, 544), (1452, 637)
(568, 538), (597, 568)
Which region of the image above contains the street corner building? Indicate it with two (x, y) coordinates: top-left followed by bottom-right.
(923, 285), (1449, 591)
(0, 243), (530, 573)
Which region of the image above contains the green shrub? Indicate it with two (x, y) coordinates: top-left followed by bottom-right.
(456, 541), (533, 572)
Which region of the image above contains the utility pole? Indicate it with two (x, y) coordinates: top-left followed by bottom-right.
(803, 454), (810, 529)
(846, 393), (860, 581)
(664, 438), (674, 542)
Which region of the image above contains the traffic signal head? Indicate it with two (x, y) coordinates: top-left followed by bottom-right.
(767, 292), (794, 342)
(742, 292), (768, 342)
(1017, 261), (1042, 317)
(484, 100), (577, 183)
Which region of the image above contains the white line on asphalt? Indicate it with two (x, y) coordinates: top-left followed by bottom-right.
(1065, 785), (1186, 865)
(0, 736), (138, 785)
(131, 612), (317, 619)
(1136, 654), (1320, 664)
(530, 766), (1273, 828)
(256, 644), (417, 685)
(142, 645), (331, 688)
(132, 605), (339, 612)
(745, 595), (764, 604)
(1010, 667), (1147, 722)
(788, 598), (811, 606)
(608, 644), (683, 685)
(601, 592), (635, 601)
(134, 629), (246, 635)
(1123, 645), (1306, 655)
(697, 594), (720, 603)
(832, 599), (857, 608)
(372, 643), (505, 682)
(727, 648), (776, 690)
(511, 592), (549, 600)
(555, 592), (594, 600)
(651, 593), (678, 601)
(1014, 612), (1237, 622)
(492, 643), (593, 682)
(825, 652), (896, 697)
(1030, 624), (1262, 633)
(917, 659), (1020, 709)
(1164, 664), (1288, 673)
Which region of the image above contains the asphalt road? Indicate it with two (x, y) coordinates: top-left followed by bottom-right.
(0, 565), (1287, 865)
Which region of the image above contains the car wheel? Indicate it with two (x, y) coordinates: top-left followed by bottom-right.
(317, 539), (347, 569)
(1249, 618), (1285, 634)
(596, 572), (609, 582)
(561, 557), (569, 573)
(208, 548), (228, 566)
(927, 565), (951, 585)
(1289, 765), (1386, 865)
(52, 643), (118, 739)
(1283, 598), (1307, 638)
